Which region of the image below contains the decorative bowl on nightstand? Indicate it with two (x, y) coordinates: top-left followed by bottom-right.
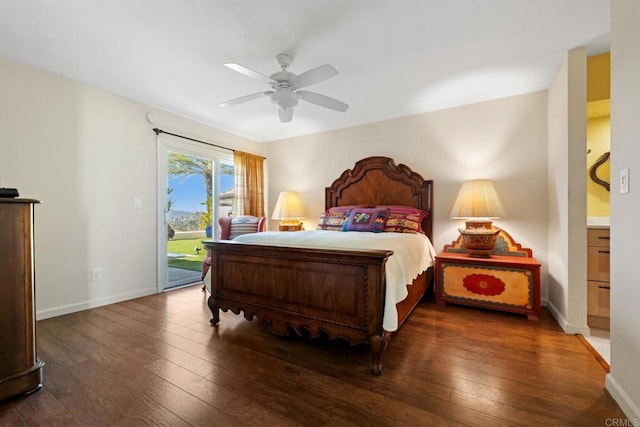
(458, 227), (501, 257)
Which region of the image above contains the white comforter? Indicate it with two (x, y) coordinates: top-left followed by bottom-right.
(229, 230), (437, 331)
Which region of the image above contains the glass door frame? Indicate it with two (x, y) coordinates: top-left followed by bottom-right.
(156, 135), (231, 292)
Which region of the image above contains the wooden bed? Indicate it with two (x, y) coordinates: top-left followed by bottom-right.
(203, 156), (434, 375)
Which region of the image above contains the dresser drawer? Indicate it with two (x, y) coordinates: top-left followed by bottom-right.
(587, 245), (610, 282)
(587, 228), (610, 247)
(587, 281), (610, 317)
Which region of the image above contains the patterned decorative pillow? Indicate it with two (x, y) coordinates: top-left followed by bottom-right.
(228, 216), (260, 239)
(376, 205), (427, 234)
(317, 212), (328, 230)
(342, 208), (390, 233)
(319, 206), (355, 231)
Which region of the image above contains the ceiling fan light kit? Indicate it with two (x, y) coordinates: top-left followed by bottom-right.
(220, 53), (349, 123)
(270, 87), (299, 110)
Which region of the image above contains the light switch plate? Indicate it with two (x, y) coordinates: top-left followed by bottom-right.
(620, 168), (630, 194)
(133, 197), (142, 208)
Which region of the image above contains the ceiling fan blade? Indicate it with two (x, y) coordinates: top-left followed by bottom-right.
(219, 91), (272, 107)
(224, 63), (275, 84)
(297, 64), (339, 88)
(278, 108), (293, 123)
(297, 90), (349, 112)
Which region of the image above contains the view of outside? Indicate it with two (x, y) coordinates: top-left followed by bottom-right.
(166, 152), (234, 276)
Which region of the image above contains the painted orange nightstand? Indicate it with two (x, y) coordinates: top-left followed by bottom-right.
(434, 229), (541, 321)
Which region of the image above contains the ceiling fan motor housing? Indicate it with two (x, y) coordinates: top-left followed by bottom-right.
(270, 70), (299, 86)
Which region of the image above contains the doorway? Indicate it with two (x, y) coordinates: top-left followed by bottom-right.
(584, 53), (611, 364)
(157, 136), (233, 291)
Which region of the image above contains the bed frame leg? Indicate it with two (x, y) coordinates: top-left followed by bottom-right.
(207, 295), (220, 326)
(369, 333), (389, 376)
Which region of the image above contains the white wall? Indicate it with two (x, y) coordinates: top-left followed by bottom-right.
(545, 48), (588, 334)
(607, 0), (640, 420)
(0, 57), (262, 319)
(265, 91), (549, 299)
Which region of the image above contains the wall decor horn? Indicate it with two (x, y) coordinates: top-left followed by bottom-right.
(589, 151), (610, 192)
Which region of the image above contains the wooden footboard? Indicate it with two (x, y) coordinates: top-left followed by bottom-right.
(204, 240), (394, 374)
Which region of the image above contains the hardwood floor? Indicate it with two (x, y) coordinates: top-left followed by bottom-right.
(0, 285), (626, 426)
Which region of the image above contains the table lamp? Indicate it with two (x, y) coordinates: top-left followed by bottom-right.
(272, 191), (306, 231)
(450, 179), (506, 257)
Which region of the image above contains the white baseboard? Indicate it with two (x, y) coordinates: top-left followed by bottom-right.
(606, 373), (640, 423)
(545, 298), (590, 335)
(545, 298), (567, 328)
(36, 287), (157, 320)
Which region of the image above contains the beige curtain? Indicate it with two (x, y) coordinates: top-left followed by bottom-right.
(233, 151), (265, 217)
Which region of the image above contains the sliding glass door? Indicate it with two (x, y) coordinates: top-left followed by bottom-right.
(157, 136), (233, 291)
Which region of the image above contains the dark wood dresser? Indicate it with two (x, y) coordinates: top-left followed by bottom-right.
(0, 198), (44, 401)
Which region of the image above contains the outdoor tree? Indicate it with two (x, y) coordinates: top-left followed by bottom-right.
(167, 187), (175, 239)
(168, 154), (212, 202)
(168, 154), (234, 228)
(200, 196), (212, 229)
(167, 186), (175, 212)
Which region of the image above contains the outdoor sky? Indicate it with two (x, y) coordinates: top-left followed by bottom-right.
(169, 173), (233, 212)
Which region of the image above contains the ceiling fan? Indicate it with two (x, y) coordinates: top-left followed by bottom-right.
(219, 53), (349, 123)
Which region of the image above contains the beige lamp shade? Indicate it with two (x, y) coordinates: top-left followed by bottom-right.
(272, 191), (306, 220)
(449, 179), (506, 220)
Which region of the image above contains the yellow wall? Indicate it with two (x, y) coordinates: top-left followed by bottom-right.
(586, 53), (610, 217)
(587, 113), (611, 217)
(587, 53), (610, 101)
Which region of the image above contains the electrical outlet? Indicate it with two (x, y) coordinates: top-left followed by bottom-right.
(91, 268), (103, 281)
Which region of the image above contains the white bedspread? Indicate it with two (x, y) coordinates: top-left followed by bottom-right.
(229, 230), (437, 331)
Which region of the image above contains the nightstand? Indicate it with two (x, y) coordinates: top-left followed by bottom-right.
(435, 229), (541, 321)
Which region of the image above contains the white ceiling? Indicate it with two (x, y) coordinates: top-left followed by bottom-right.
(0, 1), (610, 142)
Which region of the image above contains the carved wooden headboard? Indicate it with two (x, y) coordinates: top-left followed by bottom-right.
(325, 156), (434, 241)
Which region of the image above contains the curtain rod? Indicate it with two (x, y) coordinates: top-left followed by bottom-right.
(152, 128), (265, 159)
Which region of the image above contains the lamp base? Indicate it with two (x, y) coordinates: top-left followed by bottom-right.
(459, 220), (500, 257)
(279, 220), (303, 232)
(464, 219), (493, 229)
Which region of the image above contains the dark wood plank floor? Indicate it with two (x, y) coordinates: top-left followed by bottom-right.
(0, 285), (626, 426)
